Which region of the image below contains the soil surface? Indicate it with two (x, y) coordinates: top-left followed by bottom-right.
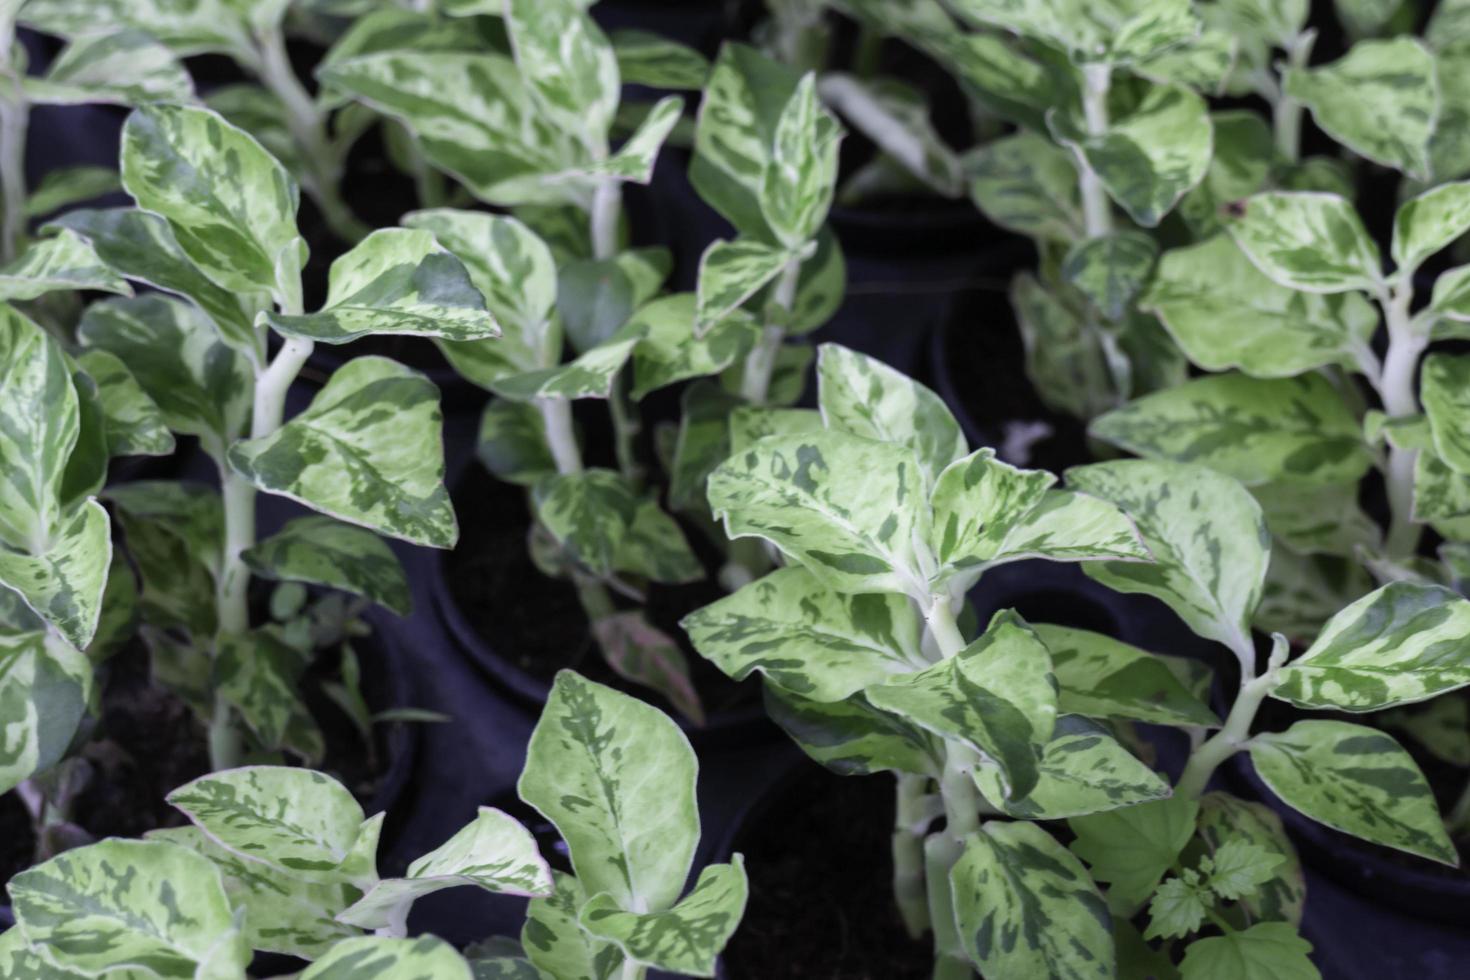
(724, 765), (930, 978)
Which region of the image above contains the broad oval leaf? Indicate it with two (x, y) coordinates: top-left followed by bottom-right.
(490, 337), (639, 402)
(477, 399), (554, 487)
(630, 293), (757, 400)
(301, 936), (473, 980)
(1092, 372), (1372, 487)
(681, 565), (927, 702)
(1226, 191), (1382, 294)
(1177, 110), (1274, 239)
(263, 228), (500, 345)
(949, 0), (1197, 65)
(0, 630), (92, 796)
(760, 73), (841, 248)
(951, 820), (1114, 980)
(928, 449), (1054, 569)
(707, 428), (931, 597)
(1273, 582), (1470, 711)
(75, 349), (174, 458)
(1036, 624), (1218, 727)
(0, 500), (112, 650)
(243, 515), (411, 616)
(228, 357), (457, 549)
(0, 228), (131, 301)
(1069, 459), (1270, 650)
(0, 925), (89, 978)
(22, 28), (193, 107)
(1421, 352), (1470, 474)
(1177, 921), (1316, 980)
(1139, 233), (1378, 377)
(611, 29), (710, 89)
(10, 838), (246, 978)
(503, 0), (620, 158)
(1061, 231), (1158, 322)
(1198, 792), (1305, 926)
(1249, 720), (1455, 865)
(1392, 181), (1470, 274)
(967, 130), (1082, 241)
(764, 684), (942, 777)
(532, 469), (639, 579)
(695, 237), (794, 333)
(519, 670), (698, 913)
(592, 611), (704, 724)
(25, 165), (121, 220)
(120, 103), (305, 299)
(523, 872), (626, 980)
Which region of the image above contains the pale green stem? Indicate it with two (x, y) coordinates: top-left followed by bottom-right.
(740, 257), (802, 404)
(1078, 63), (1113, 239)
(587, 178), (642, 487)
(1272, 32), (1316, 163)
(590, 178), (622, 261)
(893, 772), (933, 939)
(1175, 636), (1289, 799)
(374, 901), (411, 940)
(0, 74), (27, 263)
(254, 27), (368, 243)
(538, 397), (583, 475)
(617, 958), (644, 980)
(1377, 279), (1427, 559)
(924, 832), (972, 980)
(407, 135), (447, 208)
(924, 595), (967, 660)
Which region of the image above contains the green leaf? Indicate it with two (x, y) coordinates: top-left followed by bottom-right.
(491, 337), (639, 402)
(695, 238), (795, 332)
(1093, 373), (1371, 487)
(105, 480), (222, 578)
(597, 95), (684, 184)
(532, 469), (637, 579)
(340, 807), (553, 930)
(1384, 696), (1470, 767)
(22, 29), (193, 106)
(1198, 792), (1305, 925)
(25, 165), (121, 220)
(1284, 37), (1438, 179)
(682, 565), (927, 701)
(301, 936), (473, 980)
(168, 766), (369, 883)
(951, 820), (1115, 980)
(667, 383), (740, 512)
(503, 0), (619, 157)
(0, 925), (89, 978)
(477, 399), (554, 487)
(1430, 42), (1470, 183)
(728, 405), (823, 455)
(0, 501), (111, 652)
(263, 228), (500, 345)
(974, 713), (1171, 819)
(1226, 191), (1383, 294)
(228, 357), (457, 549)
(867, 611), (1056, 800)
(1415, 444), (1470, 522)
(630, 293), (757, 399)
(214, 629), (307, 749)
(1203, 840), (1284, 901)
(0, 228), (131, 301)
(148, 824), (357, 960)
(1038, 624), (1218, 727)
(1049, 82), (1212, 227)
(1178, 922), (1317, 980)
(1062, 232), (1158, 321)
(612, 499), (700, 584)
(523, 872), (626, 980)
(1070, 459), (1269, 649)
(1140, 234), (1377, 378)
(927, 449), (1051, 568)
(1422, 353), (1470, 474)
(966, 130), (1081, 241)
(85, 551), (138, 663)
(19, 0), (254, 55)
(1392, 181), (1470, 274)
(592, 611), (704, 724)
(1070, 796), (1200, 912)
(765, 685), (942, 776)
(519, 670), (698, 912)
(0, 630), (92, 795)
(75, 349), (173, 458)
(1273, 582), (1470, 711)
(120, 103), (304, 300)
(760, 73), (841, 248)
(1010, 271), (1119, 422)
(580, 858), (748, 978)
(1249, 720), (1455, 865)
(1178, 111), (1274, 239)
(707, 428), (929, 596)
(243, 515), (410, 616)
(320, 51), (579, 208)
(949, 0), (1197, 64)
(1146, 874), (1211, 940)
(611, 29), (710, 89)
(107, 484), (218, 637)
(10, 838), (246, 978)
(785, 227), (845, 336)
(53, 208), (258, 356)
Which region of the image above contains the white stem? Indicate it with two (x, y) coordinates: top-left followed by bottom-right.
(1078, 63), (1113, 239)
(1273, 31), (1316, 163)
(817, 74), (936, 185)
(1377, 280), (1427, 558)
(539, 397), (583, 475)
(1175, 636), (1289, 799)
(590, 179), (622, 261)
(739, 258), (801, 404)
(253, 338), (314, 438)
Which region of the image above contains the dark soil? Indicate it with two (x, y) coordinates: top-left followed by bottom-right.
(444, 458), (762, 721)
(0, 792), (34, 894)
(723, 766), (930, 979)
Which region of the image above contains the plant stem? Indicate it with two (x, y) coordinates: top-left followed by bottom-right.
(1175, 636), (1289, 799)
(924, 832), (971, 980)
(253, 27), (368, 243)
(1078, 63), (1113, 239)
(587, 178), (643, 487)
(0, 77), (28, 263)
(617, 957), (643, 980)
(1449, 773), (1470, 836)
(590, 178), (622, 261)
(893, 772), (933, 938)
(1272, 32), (1316, 164)
(539, 397), (582, 475)
(1377, 279), (1427, 559)
(609, 374), (644, 488)
(741, 254), (802, 405)
(924, 595), (967, 660)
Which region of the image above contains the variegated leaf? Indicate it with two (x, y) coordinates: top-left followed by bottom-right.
(1198, 792), (1305, 926)
(1069, 796), (1200, 913)
(168, 766), (369, 884)
(1177, 111), (1273, 238)
(612, 29), (710, 89)
(519, 671), (698, 912)
(1049, 82), (1211, 227)
(1430, 41), (1470, 183)
(721, 338), (813, 406)
(966, 130), (1082, 241)
(340, 807), (553, 930)
(1272, 582), (1470, 711)
(244, 515), (410, 616)
(1070, 460), (1269, 649)
(0, 501), (111, 651)
(149, 824), (358, 960)
(681, 565), (927, 702)
(214, 629), (307, 749)
(985, 489), (1150, 567)
(1414, 447), (1470, 522)
(301, 936), (473, 980)
(0, 629), (92, 795)
(52, 208), (258, 356)
(951, 820), (1114, 980)
(1036, 624), (1217, 727)
(1284, 37), (1439, 179)
(728, 405), (823, 454)
(630, 293), (756, 399)
(10, 838), (247, 978)
(592, 611), (704, 724)
(503, 0), (619, 158)
(319, 52), (580, 207)
(477, 400), (553, 487)
(764, 685), (942, 777)
(1384, 696), (1470, 767)
(1226, 191), (1383, 294)
(19, 0), (255, 55)
(108, 492), (217, 637)
(1062, 232), (1158, 321)
(786, 227), (845, 336)
(86, 551), (138, 663)
(973, 714), (1171, 819)
(1392, 181), (1470, 274)
(523, 872), (626, 980)
(822, 75), (961, 197)
(75, 349), (173, 457)
(1140, 233), (1377, 377)
(1010, 271), (1118, 422)
(0, 925), (89, 978)
(25, 165), (121, 220)
(668, 383), (740, 512)
(228, 357), (456, 549)
(695, 238), (795, 333)
(0, 228), (130, 301)
(1249, 720), (1455, 865)
(760, 73), (841, 248)
(595, 95), (684, 184)
(707, 428), (930, 596)
(580, 858), (748, 978)
(1093, 372), (1371, 487)
(263, 228), (500, 345)
(532, 469), (638, 579)
(1421, 353), (1470, 474)
(948, 0), (1197, 64)
(818, 343), (966, 488)
(490, 337), (639, 402)
(105, 480), (221, 578)
(928, 448), (1053, 569)
(22, 29), (193, 106)
(120, 103), (305, 300)
(867, 611), (1056, 800)
(612, 499), (700, 584)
